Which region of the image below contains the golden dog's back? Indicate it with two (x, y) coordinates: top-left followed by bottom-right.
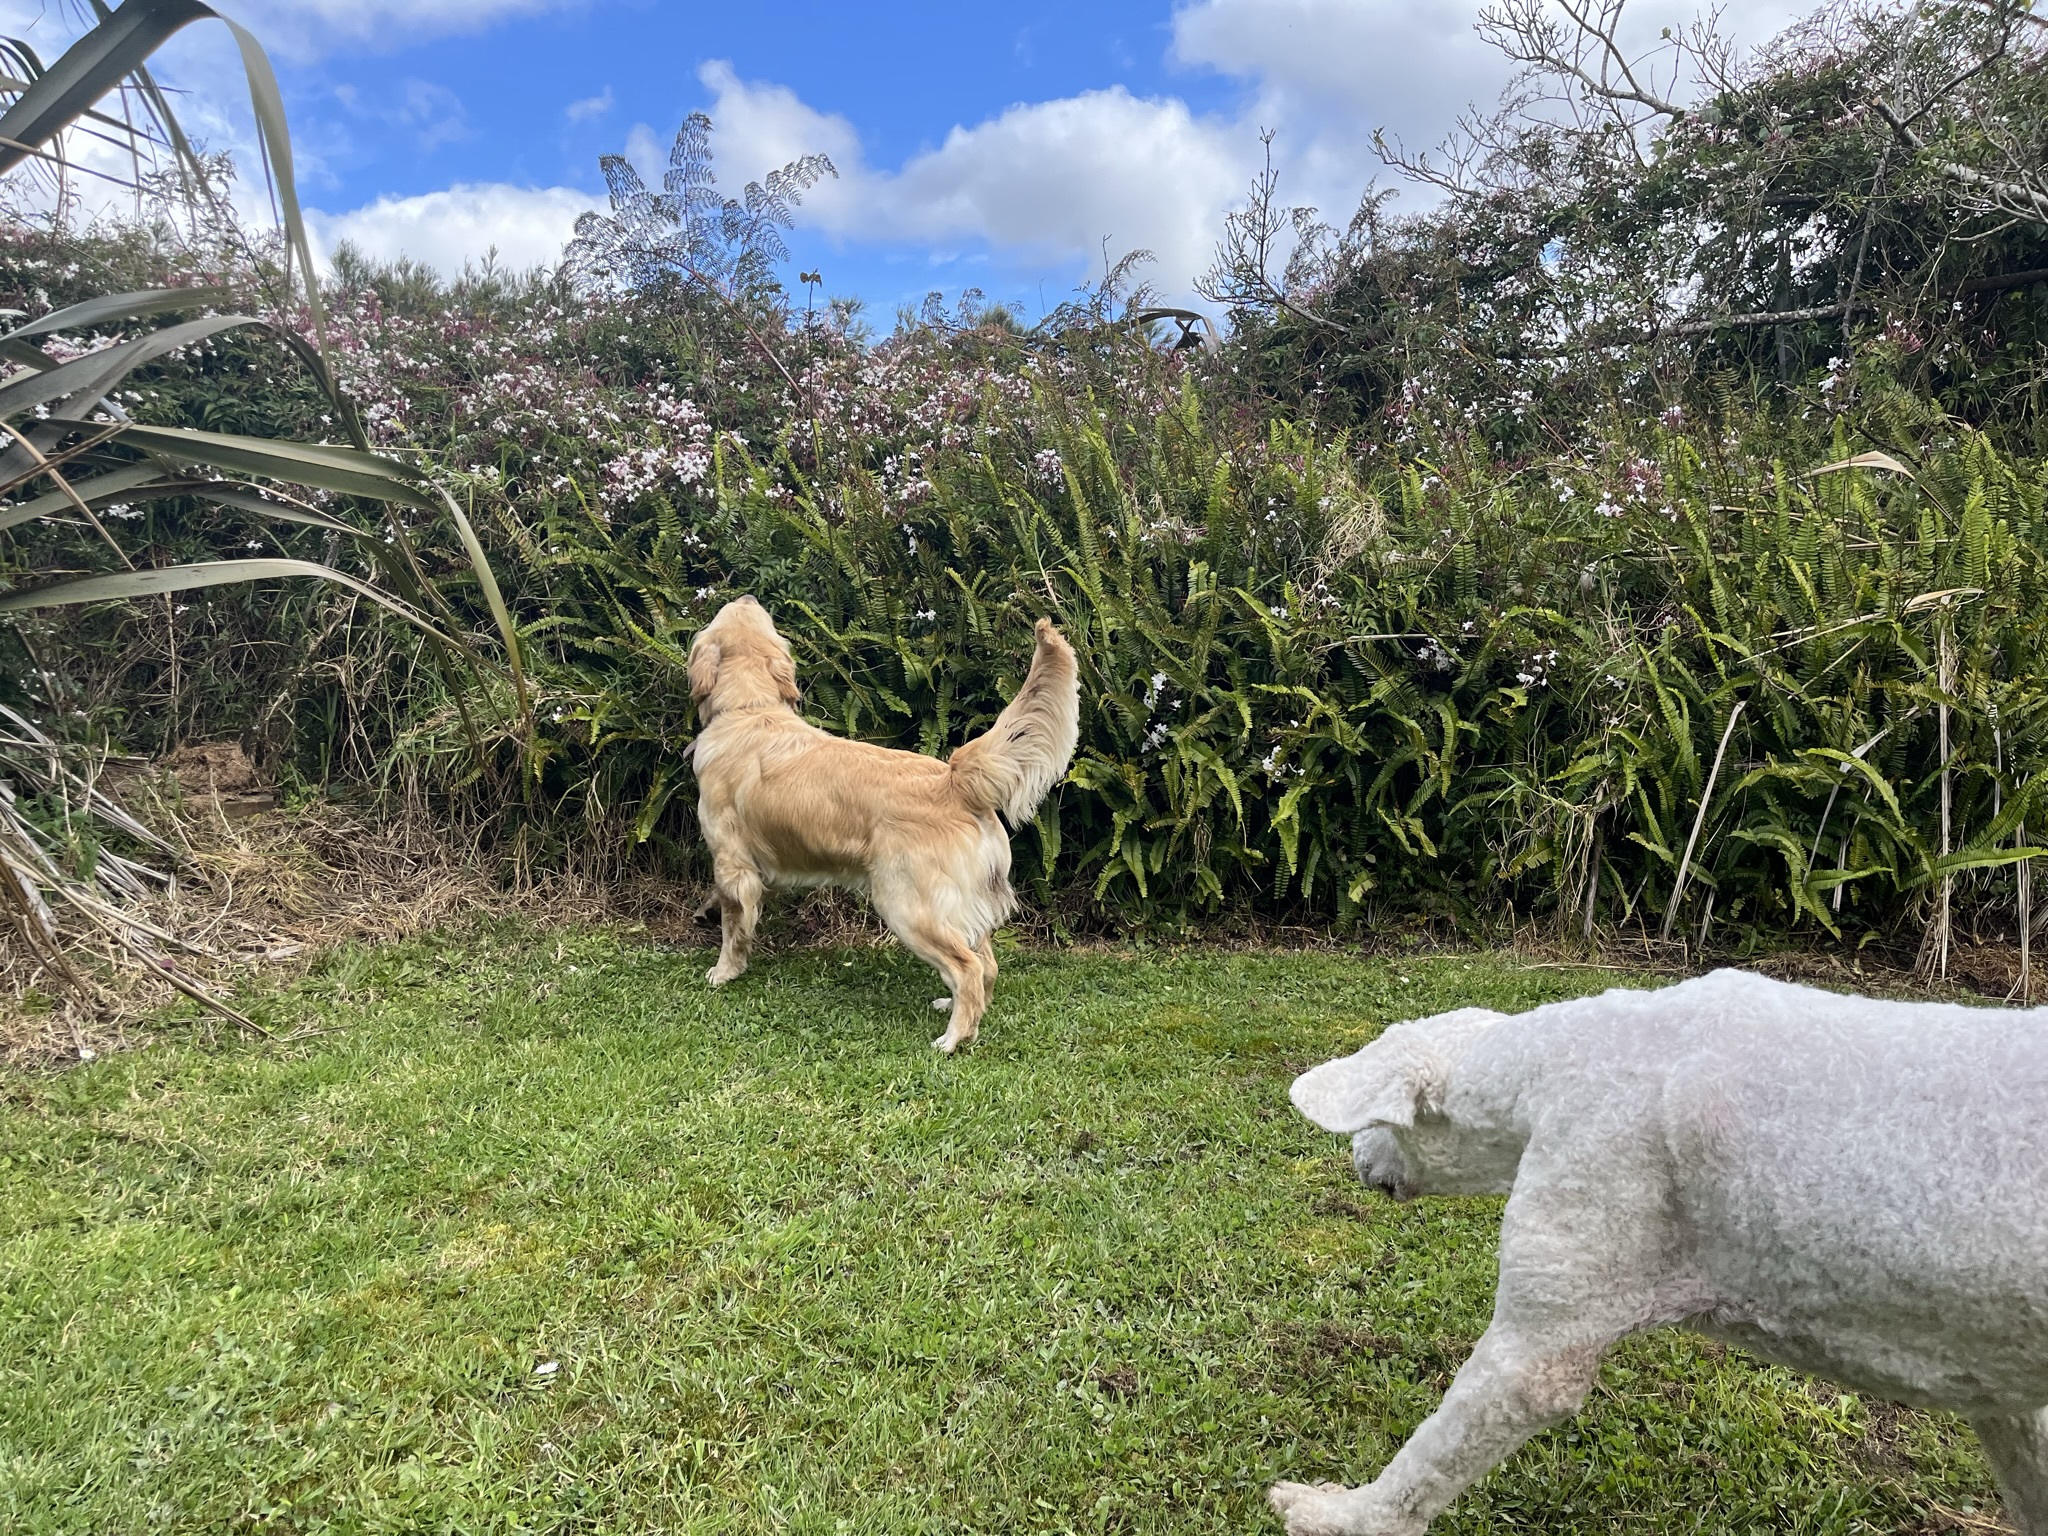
(696, 711), (982, 884)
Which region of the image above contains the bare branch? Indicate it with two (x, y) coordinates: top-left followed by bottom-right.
(1959, 0), (2048, 32)
(1198, 131), (1355, 332)
(1551, 0), (1688, 116)
(1478, 0), (1686, 127)
(1874, 97), (2048, 223)
(1567, 266), (2048, 348)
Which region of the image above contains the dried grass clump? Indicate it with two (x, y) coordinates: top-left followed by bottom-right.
(0, 750), (652, 1067)
(0, 734), (935, 1068)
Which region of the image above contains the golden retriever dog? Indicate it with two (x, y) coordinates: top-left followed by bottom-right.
(686, 596), (1080, 1051)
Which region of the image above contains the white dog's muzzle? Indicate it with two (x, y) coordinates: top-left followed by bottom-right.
(1351, 1127), (1421, 1202)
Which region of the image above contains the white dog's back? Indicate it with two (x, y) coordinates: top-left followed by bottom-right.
(1470, 970), (2048, 1409)
(1276, 970), (2048, 1535)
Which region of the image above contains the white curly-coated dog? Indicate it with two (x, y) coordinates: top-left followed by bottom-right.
(1273, 968), (2048, 1536)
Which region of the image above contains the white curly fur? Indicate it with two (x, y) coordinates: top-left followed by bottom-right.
(1274, 969), (2048, 1535)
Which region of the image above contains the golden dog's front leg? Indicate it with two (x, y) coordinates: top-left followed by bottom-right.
(707, 859), (762, 986)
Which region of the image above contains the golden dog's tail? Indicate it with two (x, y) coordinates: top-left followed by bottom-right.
(949, 618), (1081, 826)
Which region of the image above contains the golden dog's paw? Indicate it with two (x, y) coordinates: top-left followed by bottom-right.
(705, 963), (744, 986)
(931, 997), (952, 1011)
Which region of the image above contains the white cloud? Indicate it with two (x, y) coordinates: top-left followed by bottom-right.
(332, 78), (472, 155)
(886, 90), (1251, 279)
(690, 62), (864, 209)
(566, 86), (615, 124)
(1174, 0), (1510, 124)
(1172, 0), (1814, 176)
(696, 61), (1254, 299)
(308, 183), (597, 275)
(1162, 0), (1521, 235)
(208, 0), (585, 62)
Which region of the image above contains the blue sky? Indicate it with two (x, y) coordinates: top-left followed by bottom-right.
(7, 0), (1804, 320)
(273, 0), (1266, 315)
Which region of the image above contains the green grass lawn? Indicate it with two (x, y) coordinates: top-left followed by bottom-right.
(0, 931), (2005, 1534)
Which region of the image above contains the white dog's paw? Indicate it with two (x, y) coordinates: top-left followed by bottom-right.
(1267, 1481), (1377, 1535)
(705, 962), (744, 986)
(931, 996), (952, 1011)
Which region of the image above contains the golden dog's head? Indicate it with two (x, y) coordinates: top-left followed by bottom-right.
(688, 596), (800, 724)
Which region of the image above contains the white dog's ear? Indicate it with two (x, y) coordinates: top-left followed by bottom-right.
(688, 638), (721, 707)
(1290, 1008), (1505, 1133)
(1291, 1039), (1429, 1131)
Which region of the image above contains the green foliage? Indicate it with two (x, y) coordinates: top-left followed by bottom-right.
(9, 1), (2048, 955)
(421, 348), (2048, 949)
(12, 203), (2048, 952)
(0, 6), (532, 1023)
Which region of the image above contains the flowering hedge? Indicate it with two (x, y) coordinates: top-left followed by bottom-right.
(301, 270), (2048, 951)
(6, 228), (2048, 955)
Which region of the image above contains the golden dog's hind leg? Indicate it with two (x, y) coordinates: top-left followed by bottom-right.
(929, 934), (1000, 1014)
(901, 922), (986, 1053)
(707, 859), (762, 986)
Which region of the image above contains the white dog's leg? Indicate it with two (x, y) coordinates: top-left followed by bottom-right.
(706, 859), (763, 986)
(1273, 1160), (1680, 1535)
(1269, 1325), (1607, 1535)
(1972, 1409), (2048, 1535)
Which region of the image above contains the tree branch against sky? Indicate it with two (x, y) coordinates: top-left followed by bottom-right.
(0, 0), (1865, 315)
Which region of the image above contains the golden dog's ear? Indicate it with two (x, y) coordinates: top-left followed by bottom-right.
(769, 649), (799, 706)
(688, 638), (722, 708)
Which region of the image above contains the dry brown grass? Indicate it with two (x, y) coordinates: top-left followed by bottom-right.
(0, 740), (924, 1068)
(1, 799), (472, 1066)
(0, 763), (626, 1065)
